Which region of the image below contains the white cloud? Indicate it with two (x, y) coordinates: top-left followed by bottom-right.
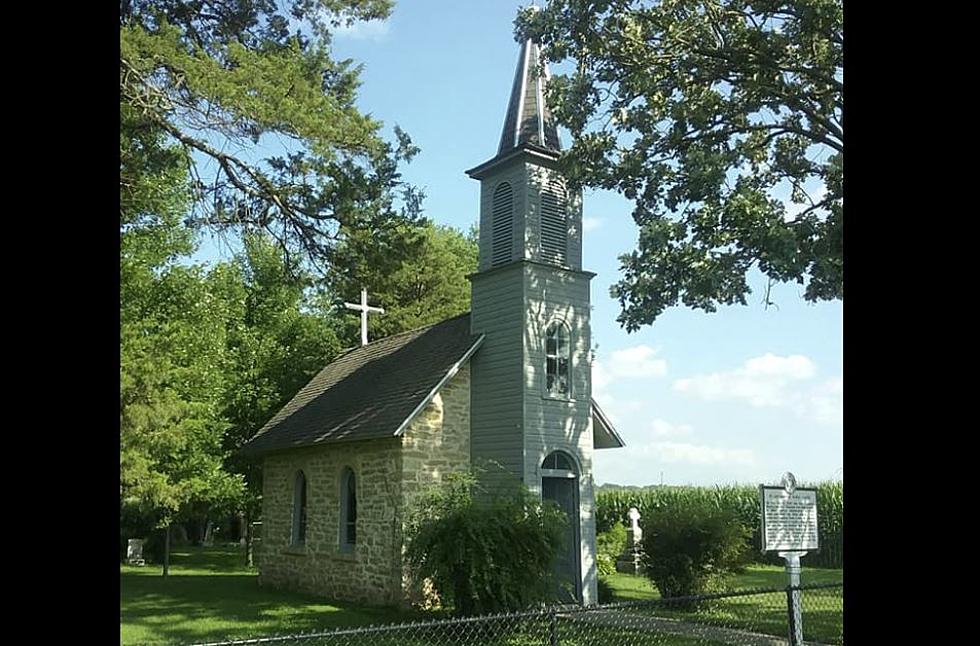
(582, 217), (603, 232)
(795, 377), (843, 425)
(591, 346), (667, 427)
(673, 354), (842, 425)
(636, 441), (757, 466)
(592, 360), (613, 391)
(333, 19), (390, 40)
(673, 353), (815, 407)
(650, 419), (693, 438)
(590, 391), (644, 428)
(604, 345), (668, 380)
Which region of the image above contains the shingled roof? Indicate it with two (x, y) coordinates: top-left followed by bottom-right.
(497, 38), (561, 155)
(240, 313), (483, 455)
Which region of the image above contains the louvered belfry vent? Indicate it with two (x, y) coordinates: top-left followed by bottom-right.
(540, 182), (567, 265)
(491, 182), (514, 266)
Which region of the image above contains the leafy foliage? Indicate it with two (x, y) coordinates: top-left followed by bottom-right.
(404, 471), (567, 616)
(596, 482), (843, 568)
(120, 0), (423, 271)
(327, 222), (478, 339)
(596, 522), (628, 576)
(640, 502), (750, 597)
(518, 1), (843, 328)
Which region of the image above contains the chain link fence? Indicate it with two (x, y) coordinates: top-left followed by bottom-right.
(177, 582), (841, 646)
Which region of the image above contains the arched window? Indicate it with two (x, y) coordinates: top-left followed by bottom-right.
(491, 182), (514, 266)
(546, 321), (571, 396)
(340, 467), (357, 551)
(541, 451), (577, 472)
(291, 471), (307, 546)
(540, 182), (567, 265)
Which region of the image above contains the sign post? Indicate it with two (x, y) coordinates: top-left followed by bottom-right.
(760, 472), (819, 646)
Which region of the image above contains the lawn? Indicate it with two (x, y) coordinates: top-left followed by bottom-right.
(601, 566), (844, 645)
(120, 545), (417, 645)
(122, 547), (843, 646)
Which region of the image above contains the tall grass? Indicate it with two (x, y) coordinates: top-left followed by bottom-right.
(596, 482), (843, 568)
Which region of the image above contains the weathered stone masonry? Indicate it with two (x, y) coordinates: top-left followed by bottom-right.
(258, 363), (471, 605)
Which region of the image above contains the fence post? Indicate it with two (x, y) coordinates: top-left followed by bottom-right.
(549, 607), (559, 646)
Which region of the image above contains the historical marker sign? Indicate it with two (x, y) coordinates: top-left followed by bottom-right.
(760, 482), (819, 552)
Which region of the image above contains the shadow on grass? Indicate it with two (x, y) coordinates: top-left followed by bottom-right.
(121, 570), (416, 645)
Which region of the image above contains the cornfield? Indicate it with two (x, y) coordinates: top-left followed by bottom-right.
(595, 482), (843, 569)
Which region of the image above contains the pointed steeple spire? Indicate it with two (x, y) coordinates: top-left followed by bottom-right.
(497, 37), (562, 155)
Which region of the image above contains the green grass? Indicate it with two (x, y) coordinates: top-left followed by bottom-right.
(602, 565), (843, 601)
(601, 566), (843, 645)
(123, 547), (842, 646)
(121, 545), (417, 645)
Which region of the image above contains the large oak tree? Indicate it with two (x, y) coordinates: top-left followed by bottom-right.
(517, 0), (842, 329)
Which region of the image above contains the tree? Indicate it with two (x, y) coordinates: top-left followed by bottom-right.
(326, 222), (479, 338)
(120, 257), (246, 571)
(218, 234), (348, 562)
(121, 99), (245, 550)
(120, 0), (423, 272)
(518, 1), (842, 329)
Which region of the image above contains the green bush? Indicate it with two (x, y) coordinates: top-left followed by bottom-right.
(596, 523), (628, 576)
(405, 471), (567, 616)
(640, 504), (750, 598)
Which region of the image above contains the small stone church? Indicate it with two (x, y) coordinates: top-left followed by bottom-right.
(240, 34), (624, 607)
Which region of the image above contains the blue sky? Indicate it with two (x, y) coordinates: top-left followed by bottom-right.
(198, 1), (843, 487)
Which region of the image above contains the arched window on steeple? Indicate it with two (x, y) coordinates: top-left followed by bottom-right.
(545, 321), (571, 397)
(491, 182), (514, 266)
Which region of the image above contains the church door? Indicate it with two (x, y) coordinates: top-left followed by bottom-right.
(541, 451), (580, 603)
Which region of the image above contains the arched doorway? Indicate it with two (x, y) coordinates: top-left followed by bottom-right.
(541, 450), (580, 603)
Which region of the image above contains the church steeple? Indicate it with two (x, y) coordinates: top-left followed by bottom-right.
(498, 38), (562, 154)
(466, 19), (599, 606)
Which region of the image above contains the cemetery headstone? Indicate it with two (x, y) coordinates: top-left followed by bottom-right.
(615, 507), (645, 574)
(126, 538), (145, 566)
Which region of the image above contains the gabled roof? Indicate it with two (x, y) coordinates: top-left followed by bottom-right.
(240, 313), (483, 455)
(497, 38), (561, 155)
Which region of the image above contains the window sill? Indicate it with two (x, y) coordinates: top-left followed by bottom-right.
(283, 545), (307, 556)
(334, 547), (357, 562)
(542, 394), (576, 403)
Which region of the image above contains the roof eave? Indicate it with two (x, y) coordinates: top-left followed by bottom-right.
(392, 334), (485, 437)
(591, 398), (626, 449)
(465, 144), (560, 180)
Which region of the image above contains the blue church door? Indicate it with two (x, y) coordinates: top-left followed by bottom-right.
(542, 474), (580, 603)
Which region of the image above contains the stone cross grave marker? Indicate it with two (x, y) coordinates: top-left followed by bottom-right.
(616, 506), (644, 574)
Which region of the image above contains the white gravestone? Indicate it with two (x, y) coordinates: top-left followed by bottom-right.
(127, 538), (146, 566)
(615, 507), (645, 574)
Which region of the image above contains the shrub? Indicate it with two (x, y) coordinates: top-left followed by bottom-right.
(405, 471), (567, 616)
(640, 503), (750, 598)
(596, 523), (628, 576)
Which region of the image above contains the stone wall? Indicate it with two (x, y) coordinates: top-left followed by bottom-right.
(258, 362), (471, 606)
(258, 437), (404, 605)
(398, 363), (472, 605)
